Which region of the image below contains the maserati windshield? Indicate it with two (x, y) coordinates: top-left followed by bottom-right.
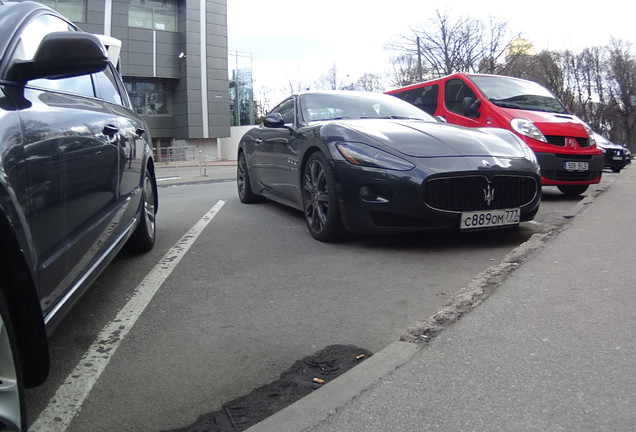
(469, 75), (568, 114)
(299, 92), (436, 122)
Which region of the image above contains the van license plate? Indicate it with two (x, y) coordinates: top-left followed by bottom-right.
(460, 208), (520, 230)
(564, 161), (589, 171)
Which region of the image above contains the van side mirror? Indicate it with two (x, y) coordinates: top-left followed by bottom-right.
(462, 97), (481, 118)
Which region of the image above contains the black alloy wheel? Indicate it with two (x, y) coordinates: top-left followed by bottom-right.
(237, 151), (263, 204)
(128, 169), (157, 252)
(556, 184), (589, 196)
(302, 152), (344, 242)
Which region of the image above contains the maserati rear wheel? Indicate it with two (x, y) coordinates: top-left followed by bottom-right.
(237, 151), (263, 204)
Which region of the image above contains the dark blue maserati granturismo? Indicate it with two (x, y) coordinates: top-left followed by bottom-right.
(237, 91), (541, 242)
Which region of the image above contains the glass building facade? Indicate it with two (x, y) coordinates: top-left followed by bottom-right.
(228, 50), (254, 126)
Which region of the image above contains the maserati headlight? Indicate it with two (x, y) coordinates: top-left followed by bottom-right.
(336, 142), (415, 171)
(511, 119), (547, 143)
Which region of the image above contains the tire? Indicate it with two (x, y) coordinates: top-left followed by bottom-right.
(611, 167), (622, 173)
(0, 290), (25, 432)
(302, 152), (344, 242)
(557, 185), (589, 196)
(127, 169), (157, 253)
(237, 151), (263, 203)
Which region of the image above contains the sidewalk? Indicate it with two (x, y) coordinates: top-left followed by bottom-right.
(246, 166), (636, 432)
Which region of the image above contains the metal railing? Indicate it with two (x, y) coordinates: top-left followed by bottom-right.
(154, 146), (199, 163)
(153, 146), (222, 177)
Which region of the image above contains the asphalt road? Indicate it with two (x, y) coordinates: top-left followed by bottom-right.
(25, 173), (616, 431)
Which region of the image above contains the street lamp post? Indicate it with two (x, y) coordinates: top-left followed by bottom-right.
(416, 36), (423, 81)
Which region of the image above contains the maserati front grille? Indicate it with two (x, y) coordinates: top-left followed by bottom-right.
(424, 174), (539, 212)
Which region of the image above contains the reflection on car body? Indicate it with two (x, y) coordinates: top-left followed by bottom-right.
(0, 1), (158, 430)
(237, 90), (542, 242)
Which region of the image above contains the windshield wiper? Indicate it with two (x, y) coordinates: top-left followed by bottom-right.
(377, 115), (423, 120)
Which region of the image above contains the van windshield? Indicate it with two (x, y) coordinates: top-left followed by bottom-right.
(469, 75), (568, 114)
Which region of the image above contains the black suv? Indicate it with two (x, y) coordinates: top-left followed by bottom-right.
(0, 2), (158, 430)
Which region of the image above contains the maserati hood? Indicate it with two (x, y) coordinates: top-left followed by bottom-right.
(332, 119), (527, 158)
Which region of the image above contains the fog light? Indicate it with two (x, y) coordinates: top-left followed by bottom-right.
(360, 185), (378, 201)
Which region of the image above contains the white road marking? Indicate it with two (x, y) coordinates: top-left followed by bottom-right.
(31, 200), (226, 432)
(156, 176), (181, 182)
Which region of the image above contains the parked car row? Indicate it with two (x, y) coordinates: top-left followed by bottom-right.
(237, 74), (634, 242)
(0, 2), (158, 430)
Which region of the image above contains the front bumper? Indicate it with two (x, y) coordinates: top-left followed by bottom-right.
(536, 152), (604, 185)
(333, 159), (541, 235)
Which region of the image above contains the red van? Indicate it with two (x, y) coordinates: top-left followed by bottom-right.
(387, 73), (604, 195)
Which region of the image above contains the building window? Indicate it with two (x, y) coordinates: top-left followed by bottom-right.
(40, 0), (86, 22)
(124, 79), (171, 115)
(129, 0), (177, 31)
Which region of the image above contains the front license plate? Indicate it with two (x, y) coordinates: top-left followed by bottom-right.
(564, 161), (589, 171)
(461, 208), (520, 230)
(613, 156), (624, 160)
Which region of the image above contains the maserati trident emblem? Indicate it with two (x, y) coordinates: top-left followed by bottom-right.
(483, 184), (495, 206)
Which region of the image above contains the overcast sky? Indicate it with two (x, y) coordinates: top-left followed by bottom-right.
(227, 0), (635, 103)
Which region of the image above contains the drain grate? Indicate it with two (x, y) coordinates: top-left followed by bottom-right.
(163, 344), (372, 432)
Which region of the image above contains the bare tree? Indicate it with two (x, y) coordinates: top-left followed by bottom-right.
(386, 54), (423, 88)
(356, 73), (384, 92)
(504, 49), (565, 100)
(387, 9), (516, 79)
(478, 17), (515, 74)
(253, 84), (273, 123)
(559, 47), (610, 130)
(315, 63), (348, 90)
(605, 38), (636, 150)
(285, 76), (310, 94)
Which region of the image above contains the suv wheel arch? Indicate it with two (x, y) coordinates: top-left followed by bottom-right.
(0, 214), (50, 388)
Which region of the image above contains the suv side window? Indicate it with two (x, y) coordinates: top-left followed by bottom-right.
(93, 65), (124, 106)
(444, 78), (477, 116)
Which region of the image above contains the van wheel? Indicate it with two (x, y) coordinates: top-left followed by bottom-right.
(0, 289), (25, 432)
(557, 185), (589, 196)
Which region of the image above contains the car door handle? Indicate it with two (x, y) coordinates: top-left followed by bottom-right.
(103, 124), (119, 137)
